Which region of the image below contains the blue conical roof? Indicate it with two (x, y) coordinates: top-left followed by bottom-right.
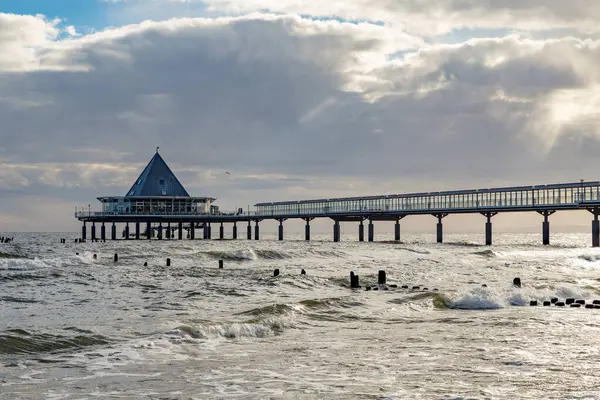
(126, 152), (190, 197)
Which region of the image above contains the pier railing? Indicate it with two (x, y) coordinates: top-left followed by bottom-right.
(254, 181), (600, 217)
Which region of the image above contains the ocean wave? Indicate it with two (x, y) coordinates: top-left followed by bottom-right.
(202, 248), (260, 261)
(0, 251), (26, 259)
(396, 247), (431, 255)
(0, 329), (111, 355)
(174, 314), (295, 339)
(472, 249), (497, 258)
(202, 247), (346, 262)
(437, 284), (594, 310)
(578, 254), (600, 262)
(0, 258), (54, 271)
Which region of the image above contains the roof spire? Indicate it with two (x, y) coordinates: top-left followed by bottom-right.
(125, 151), (190, 197)
(156, 146), (159, 153)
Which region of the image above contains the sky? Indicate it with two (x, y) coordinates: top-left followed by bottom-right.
(2, 1), (600, 234)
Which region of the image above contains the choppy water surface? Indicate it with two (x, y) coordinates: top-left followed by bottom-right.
(2, 232), (600, 399)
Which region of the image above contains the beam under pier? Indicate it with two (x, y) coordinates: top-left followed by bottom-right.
(333, 221), (340, 242)
(278, 219), (284, 241)
(480, 212), (497, 246)
(394, 218), (402, 242)
(358, 220), (364, 242)
(433, 214), (448, 243)
(304, 219), (311, 241)
(537, 211), (555, 245)
(586, 208), (600, 247)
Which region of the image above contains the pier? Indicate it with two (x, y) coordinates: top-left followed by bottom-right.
(75, 151), (600, 246)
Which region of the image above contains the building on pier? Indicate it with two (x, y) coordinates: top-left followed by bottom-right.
(75, 149), (249, 241)
(97, 150), (215, 216)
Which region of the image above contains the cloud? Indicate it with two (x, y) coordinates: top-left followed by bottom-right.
(0, 13), (62, 72)
(106, 0), (600, 36)
(2, 11), (600, 231)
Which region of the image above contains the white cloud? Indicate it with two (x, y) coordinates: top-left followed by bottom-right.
(0, 13), (61, 71)
(2, 12), (600, 231)
(106, 0), (600, 36)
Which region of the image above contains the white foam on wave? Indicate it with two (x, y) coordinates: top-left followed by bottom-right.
(233, 248), (257, 261)
(443, 284), (593, 310)
(76, 251), (99, 264)
(175, 313), (296, 340)
(0, 257), (54, 271)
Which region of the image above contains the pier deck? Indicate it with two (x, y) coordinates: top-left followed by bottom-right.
(76, 180), (600, 246)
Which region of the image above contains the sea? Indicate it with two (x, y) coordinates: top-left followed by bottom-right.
(1, 231), (600, 400)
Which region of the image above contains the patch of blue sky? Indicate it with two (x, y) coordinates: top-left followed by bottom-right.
(2, 0), (108, 33)
(298, 14), (385, 26)
(433, 27), (514, 44)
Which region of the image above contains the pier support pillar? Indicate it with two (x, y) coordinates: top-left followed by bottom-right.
(359, 220), (364, 242)
(278, 219), (285, 241)
(304, 218), (312, 241)
(167, 223), (171, 239)
(368, 220), (374, 242)
(589, 208), (600, 247)
(178, 222), (183, 240)
(481, 212), (497, 246)
(208, 223), (212, 240)
(135, 222), (140, 240)
(247, 222), (252, 240)
(433, 214), (448, 243)
(146, 222), (152, 240)
(220, 223), (224, 240)
(111, 223), (116, 241)
(233, 223), (238, 240)
(203, 224), (208, 240)
(101, 223), (106, 241)
(82, 222), (87, 242)
(394, 217), (403, 242)
(190, 222), (195, 240)
(333, 221), (341, 242)
(594, 219), (600, 248)
(254, 221), (260, 240)
(537, 211), (555, 245)
(91, 223), (96, 241)
(158, 223), (163, 240)
(125, 223), (130, 240)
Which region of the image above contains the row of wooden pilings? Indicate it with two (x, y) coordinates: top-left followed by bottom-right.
(80, 207), (600, 246)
